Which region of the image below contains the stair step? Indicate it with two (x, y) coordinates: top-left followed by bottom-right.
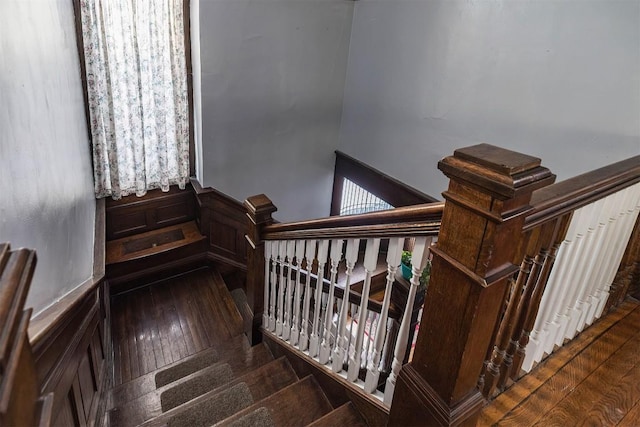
(308, 402), (367, 427)
(106, 221), (205, 265)
(138, 357), (299, 427)
(110, 335), (270, 408)
(215, 375), (333, 427)
(108, 361), (235, 427)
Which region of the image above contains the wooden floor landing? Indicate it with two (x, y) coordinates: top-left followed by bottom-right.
(480, 298), (640, 426)
(110, 268), (244, 386)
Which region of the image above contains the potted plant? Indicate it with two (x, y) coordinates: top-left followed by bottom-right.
(401, 250), (431, 289)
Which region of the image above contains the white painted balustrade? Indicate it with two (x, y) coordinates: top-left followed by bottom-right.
(261, 235), (434, 406)
(522, 182), (640, 372)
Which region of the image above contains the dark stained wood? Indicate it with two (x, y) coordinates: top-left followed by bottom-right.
(308, 402), (368, 427)
(388, 144), (556, 427)
(525, 155), (640, 230)
(263, 330), (389, 426)
(106, 185), (197, 241)
(111, 357), (297, 427)
(0, 244), (53, 427)
(479, 299), (640, 426)
(330, 150), (438, 216)
(182, 0), (195, 177)
(244, 194), (278, 345)
(606, 214), (640, 311)
(191, 179), (249, 272)
(216, 375), (333, 427)
(110, 268), (255, 387)
(262, 201), (443, 240)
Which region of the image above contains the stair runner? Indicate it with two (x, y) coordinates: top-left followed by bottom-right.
(107, 289), (369, 427)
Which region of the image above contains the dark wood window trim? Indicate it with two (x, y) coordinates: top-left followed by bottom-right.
(330, 151), (439, 216)
(71, 0), (196, 177)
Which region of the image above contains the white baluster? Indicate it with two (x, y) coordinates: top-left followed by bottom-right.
(384, 236), (430, 406)
(282, 240), (296, 341)
(309, 240), (329, 357)
(332, 239), (360, 372)
(572, 196), (617, 334)
(563, 199), (607, 340)
(276, 241), (287, 337)
(593, 185), (640, 319)
(268, 241), (278, 332)
(347, 238), (381, 382)
(320, 240), (345, 364)
(290, 240), (306, 346)
(364, 237), (403, 393)
(263, 240), (273, 330)
(299, 240), (317, 351)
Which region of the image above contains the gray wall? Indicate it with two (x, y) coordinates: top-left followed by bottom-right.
(0, 0), (96, 315)
(339, 0), (640, 199)
(198, 0), (353, 221)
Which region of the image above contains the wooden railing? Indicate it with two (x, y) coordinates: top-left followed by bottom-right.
(0, 243), (52, 427)
(245, 198), (444, 406)
(244, 144), (640, 425)
(480, 155), (640, 397)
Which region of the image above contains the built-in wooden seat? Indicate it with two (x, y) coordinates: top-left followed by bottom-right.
(106, 221), (205, 265)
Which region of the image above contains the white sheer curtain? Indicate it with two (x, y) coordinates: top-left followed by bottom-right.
(80, 0), (190, 199)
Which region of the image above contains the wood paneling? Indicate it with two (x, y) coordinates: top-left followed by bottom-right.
(192, 179), (248, 272)
(106, 186), (196, 241)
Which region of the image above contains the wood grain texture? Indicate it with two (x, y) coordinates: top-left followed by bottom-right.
(479, 300), (640, 426)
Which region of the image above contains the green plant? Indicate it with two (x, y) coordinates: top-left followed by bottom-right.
(400, 250), (431, 287)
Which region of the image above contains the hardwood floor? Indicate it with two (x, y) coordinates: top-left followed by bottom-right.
(111, 268), (640, 426)
(480, 298), (640, 426)
(111, 268), (243, 386)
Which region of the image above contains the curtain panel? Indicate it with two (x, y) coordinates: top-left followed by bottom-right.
(80, 0), (189, 199)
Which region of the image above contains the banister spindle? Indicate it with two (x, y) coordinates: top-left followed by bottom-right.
(290, 240), (306, 346)
(263, 241), (273, 332)
(320, 240), (345, 364)
(299, 240), (317, 351)
(309, 240), (329, 357)
(347, 238), (381, 382)
(276, 241), (287, 337)
(282, 240), (296, 340)
(364, 237), (403, 393)
(332, 238), (360, 372)
(384, 236), (430, 406)
(268, 241), (278, 332)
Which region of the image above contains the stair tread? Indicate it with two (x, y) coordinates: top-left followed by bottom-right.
(109, 361), (234, 427)
(110, 336), (271, 408)
(137, 357), (299, 427)
(106, 221), (205, 265)
(215, 375), (333, 427)
(308, 402), (368, 427)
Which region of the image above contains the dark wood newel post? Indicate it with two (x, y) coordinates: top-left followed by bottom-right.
(244, 194), (277, 345)
(388, 144), (555, 426)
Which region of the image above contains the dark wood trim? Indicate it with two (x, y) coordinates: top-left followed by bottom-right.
(262, 201), (443, 240)
(525, 155), (640, 230)
(94, 197), (106, 279)
(183, 0), (196, 177)
(331, 151), (439, 215)
(71, 0), (92, 146)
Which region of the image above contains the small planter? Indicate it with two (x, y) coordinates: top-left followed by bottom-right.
(401, 262), (412, 280)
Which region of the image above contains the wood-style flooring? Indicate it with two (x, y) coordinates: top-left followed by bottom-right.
(111, 268), (640, 426)
(110, 268), (243, 386)
(480, 298), (640, 426)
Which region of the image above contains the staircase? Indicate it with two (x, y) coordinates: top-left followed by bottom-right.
(106, 268), (369, 427)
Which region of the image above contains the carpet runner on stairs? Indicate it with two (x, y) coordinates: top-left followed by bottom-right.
(107, 267), (371, 427)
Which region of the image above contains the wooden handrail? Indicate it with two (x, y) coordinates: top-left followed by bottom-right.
(525, 155), (640, 230)
(262, 201), (444, 240)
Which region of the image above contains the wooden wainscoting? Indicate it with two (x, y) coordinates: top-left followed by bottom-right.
(106, 186), (197, 240)
(192, 179), (248, 275)
(29, 278), (111, 427)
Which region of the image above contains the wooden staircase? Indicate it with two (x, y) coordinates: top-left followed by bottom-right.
(107, 268), (370, 427)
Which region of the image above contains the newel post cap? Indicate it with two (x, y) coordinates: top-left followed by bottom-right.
(438, 143), (556, 200)
(245, 194), (277, 225)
